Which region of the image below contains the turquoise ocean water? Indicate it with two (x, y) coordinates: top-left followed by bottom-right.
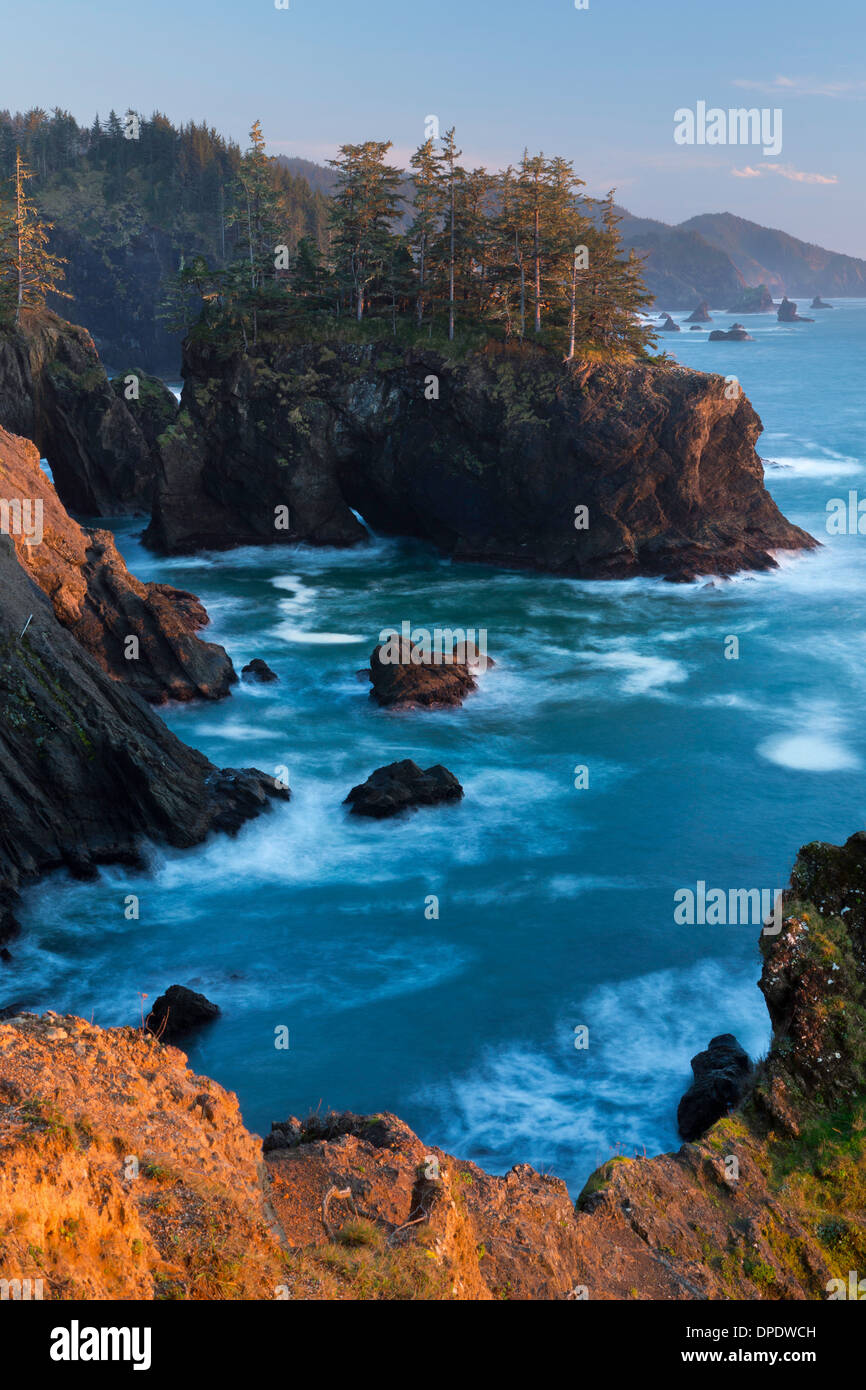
(11, 300), (866, 1192)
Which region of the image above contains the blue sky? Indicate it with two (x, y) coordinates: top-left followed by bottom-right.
(3, 0), (864, 254)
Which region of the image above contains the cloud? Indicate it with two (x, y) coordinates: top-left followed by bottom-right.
(731, 162), (838, 185)
(733, 75), (866, 98)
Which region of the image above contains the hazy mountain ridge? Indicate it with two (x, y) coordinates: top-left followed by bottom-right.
(280, 156), (866, 307)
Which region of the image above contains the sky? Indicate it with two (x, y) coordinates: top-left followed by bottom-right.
(1, 0), (864, 255)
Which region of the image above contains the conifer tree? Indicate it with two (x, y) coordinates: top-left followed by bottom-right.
(4, 149), (69, 324)
(435, 128), (463, 340)
(408, 136), (440, 327)
(327, 141), (403, 321)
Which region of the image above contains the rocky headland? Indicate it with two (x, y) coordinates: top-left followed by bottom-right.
(0, 426), (287, 950)
(144, 338), (815, 583)
(0, 426), (235, 703)
(2, 828), (865, 1298)
(0, 310), (171, 515)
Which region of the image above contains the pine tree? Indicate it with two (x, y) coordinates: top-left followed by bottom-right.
(408, 136), (440, 327)
(4, 149), (70, 324)
(435, 128), (463, 340)
(326, 141), (403, 321)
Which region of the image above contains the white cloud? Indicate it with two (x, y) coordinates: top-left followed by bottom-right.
(731, 162), (838, 185)
(733, 75), (866, 98)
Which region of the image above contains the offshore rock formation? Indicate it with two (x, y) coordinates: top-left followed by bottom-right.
(147, 339), (815, 582)
(708, 322), (754, 342)
(726, 284), (775, 314)
(0, 426), (236, 703)
(677, 1033), (753, 1141)
(685, 300), (712, 322)
(2, 829), (865, 1298)
(0, 310), (161, 515)
(778, 297), (814, 324)
(344, 760), (464, 818)
(366, 637), (490, 710)
(0, 525), (287, 948)
(657, 312), (681, 331)
(147, 985), (221, 1045)
(810, 296), (833, 309)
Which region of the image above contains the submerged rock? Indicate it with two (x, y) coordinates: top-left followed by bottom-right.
(147, 985), (221, 1045)
(677, 1033), (753, 1140)
(708, 322), (754, 341)
(344, 760), (463, 818)
(242, 658), (279, 683)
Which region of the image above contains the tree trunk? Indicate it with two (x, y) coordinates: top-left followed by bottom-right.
(449, 175), (455, 341)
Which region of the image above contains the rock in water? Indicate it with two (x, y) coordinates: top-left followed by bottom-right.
(344, 760), (464, 818)
(146, 340), (816, 582)
(810, 296), (833, 309)
(147, 985), (221, 1044)
(777, 297), (814, 323)
(657, 312), (681, 331)
(677, 1033), (752, 1140)
(708, 322), (754, 342)
(726, 285), (775, 314)
(685, 300), (712, 323)
(242, 658), (279, 683)
(366, 637), (491, 710)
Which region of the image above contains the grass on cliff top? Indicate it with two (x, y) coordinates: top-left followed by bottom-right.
(278, 1220), (454, 1301)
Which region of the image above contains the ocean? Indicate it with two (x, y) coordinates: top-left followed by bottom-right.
(12, 299), (866, 1193)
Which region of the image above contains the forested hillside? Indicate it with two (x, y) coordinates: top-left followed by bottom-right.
(0, 108), (330, 368)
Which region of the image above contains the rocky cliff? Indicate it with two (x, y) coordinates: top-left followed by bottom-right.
(0, 311), (168, 515)
(0, 486), (287, 949)
(146, 339), (815, 582)
(0, 425), (234, 703)
(2, 830), (864, 1298)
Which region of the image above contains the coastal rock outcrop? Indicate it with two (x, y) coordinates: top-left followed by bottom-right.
(344, 760), (464, 818)
(708, 322), (754, 342)
(147, 985), (221, 1045)
(0, 426), (236, 703)
(726, 284), (775, 314)
(778, 297), (814, 324)
(0, 528), (287, 948)
(366, 636), (490, 710)
(810, 296), (833, 309)
(242, 658), (278, 683)
(0, 310), (162, 515)
(685, 300), (712, 323)
(110, 368), (178, 453)
(657, 312), (681, 331)
(676, 1033), (753, 1141)
(146, 339), (815, 582)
